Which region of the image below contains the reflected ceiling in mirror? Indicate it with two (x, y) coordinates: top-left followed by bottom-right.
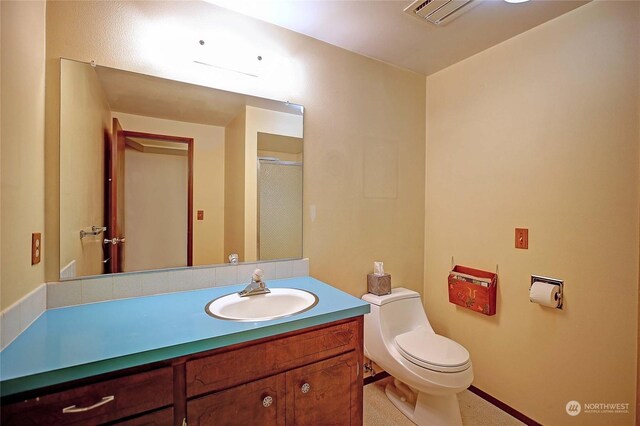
(59, 58), (304, 280)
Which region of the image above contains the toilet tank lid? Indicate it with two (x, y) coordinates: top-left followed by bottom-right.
(362, 287), (419, 306)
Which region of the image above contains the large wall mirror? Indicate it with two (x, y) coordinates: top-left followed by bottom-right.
(59, 58), (304, 280)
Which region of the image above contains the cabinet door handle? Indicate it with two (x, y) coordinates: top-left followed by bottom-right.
(301, 383), (311, 394)
(62, 395), (115, 413)
(262, 395), (273, 407)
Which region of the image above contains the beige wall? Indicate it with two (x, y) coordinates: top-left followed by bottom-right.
(43, 1), (426, 299)
(112, 112), (225, 266)
(424, 2), (639, 425)
(302, 46), (425, 296)
(244, 106), (303, 261)
(224, 109), (246, 261)
(0, 0), (2, 309)
(59, 59), (111, 278)
(1, 0), (2, 308)
(1, 1), (46, 310)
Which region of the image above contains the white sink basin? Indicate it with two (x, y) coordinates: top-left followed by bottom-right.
(205, 288), (319, 321)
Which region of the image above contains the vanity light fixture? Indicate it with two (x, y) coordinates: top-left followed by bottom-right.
(504, 0), (530, 3)
(194, 39), (264, 78)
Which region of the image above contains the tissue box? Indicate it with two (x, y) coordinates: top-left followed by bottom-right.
(367, 273), (391, 296)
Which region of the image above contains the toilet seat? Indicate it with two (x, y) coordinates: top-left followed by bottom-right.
(394, 328), (471, 373)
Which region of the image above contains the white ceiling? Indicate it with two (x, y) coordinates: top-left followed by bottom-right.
(205, 0), (590, 75)
(94, 64), (303, 127)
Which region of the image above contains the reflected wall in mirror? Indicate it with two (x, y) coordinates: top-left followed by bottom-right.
(59, 58), (304, 279)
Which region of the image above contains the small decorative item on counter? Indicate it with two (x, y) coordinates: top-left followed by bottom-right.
(367, 261), (391, 296)
(448, 265), (497, 316)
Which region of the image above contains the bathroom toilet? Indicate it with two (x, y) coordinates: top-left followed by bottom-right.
(362, 288), (473, 426)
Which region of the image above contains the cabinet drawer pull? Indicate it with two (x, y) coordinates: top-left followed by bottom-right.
(301, 383), (311, 394)
(262, 395), (273, 407)
(62, 395), (115, 413)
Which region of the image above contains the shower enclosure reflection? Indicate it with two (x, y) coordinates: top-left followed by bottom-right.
(257, 140), (303, 260)
(59, 58), (303, 279)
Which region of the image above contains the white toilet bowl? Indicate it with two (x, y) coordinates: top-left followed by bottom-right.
(362, 288), (473, 426)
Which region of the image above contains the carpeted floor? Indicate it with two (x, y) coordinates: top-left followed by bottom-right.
(363, 377), (525, 426)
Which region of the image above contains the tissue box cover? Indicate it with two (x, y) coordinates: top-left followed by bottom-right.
(368, 273), (391, 296)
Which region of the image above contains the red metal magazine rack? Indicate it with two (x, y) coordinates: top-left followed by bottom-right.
(448, 265), (497, 316)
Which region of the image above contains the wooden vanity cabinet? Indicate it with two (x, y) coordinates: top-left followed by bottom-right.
(1, 317), (363, 426)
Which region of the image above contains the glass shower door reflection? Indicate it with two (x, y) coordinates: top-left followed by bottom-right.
(258, 160), (303, 260)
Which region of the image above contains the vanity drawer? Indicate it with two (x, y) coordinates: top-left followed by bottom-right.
(1, 367), (173, 426)
(114, 407), (174, 425)
(186, 319), (358, 397)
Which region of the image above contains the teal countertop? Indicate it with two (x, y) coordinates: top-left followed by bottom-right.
(0, 277), (369, 397)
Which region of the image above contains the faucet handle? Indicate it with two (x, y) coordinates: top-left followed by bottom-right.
(252, 269), (264, 282)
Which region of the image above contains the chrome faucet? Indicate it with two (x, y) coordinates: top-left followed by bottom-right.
(239, 269), (271, 297)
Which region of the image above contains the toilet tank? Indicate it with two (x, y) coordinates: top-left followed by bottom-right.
(362, 288), (434, 338)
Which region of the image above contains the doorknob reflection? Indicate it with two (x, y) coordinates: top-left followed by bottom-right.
(103, 237), (126, 245)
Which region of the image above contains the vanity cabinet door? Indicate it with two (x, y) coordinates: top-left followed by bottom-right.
(187, 374), (285, 426)
(285, 352), (360, 426)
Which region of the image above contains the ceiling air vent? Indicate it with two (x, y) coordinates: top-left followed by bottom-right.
(404, 0), (476, 26)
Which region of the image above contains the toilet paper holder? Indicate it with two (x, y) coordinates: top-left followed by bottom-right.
(530, 275), (563, 309)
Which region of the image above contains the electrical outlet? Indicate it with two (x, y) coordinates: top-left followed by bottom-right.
(515, 228), (528, 249)
(197, 210), (204, 221)
(32, 233), (42, 265)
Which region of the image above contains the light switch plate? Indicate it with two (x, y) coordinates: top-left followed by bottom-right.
(515, 228), (528, 249)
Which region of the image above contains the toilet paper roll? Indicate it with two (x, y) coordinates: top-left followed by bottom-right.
(529, 281), (561, 308)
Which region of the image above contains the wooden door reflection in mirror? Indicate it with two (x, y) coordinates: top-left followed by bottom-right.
(105, 122), (194, 273)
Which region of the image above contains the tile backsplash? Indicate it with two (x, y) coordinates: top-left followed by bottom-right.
(1, 284), (46, 350)
(47, 259), (309, 309)
(0, 259), (309, 350)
